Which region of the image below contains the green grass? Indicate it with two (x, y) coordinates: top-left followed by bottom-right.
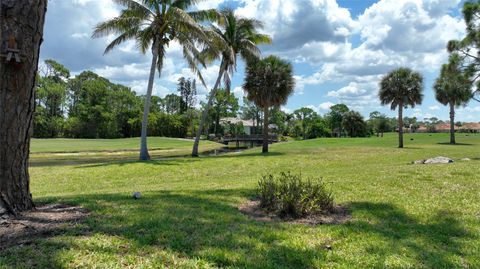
(29, 137), (223, 166)
(1, 133), (480, 268)
(30, 137), (221, 153)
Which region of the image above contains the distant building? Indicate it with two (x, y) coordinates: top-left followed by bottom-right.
(220, 117), (256, 135)
(415, 122), (480, 133)
(459, 122), (480, 133)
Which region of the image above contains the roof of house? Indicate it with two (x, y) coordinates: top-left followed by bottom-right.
(435, 123), (455, 131)
(220, 117), (255, 127)
(460, 122), (480, 130)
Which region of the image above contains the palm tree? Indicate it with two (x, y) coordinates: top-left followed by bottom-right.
(93, 0), (217, 160)
(379, 67), (424, 148)
(243, 55), (295, 153)
(191, 8), (271, 157)
(434, 54), (473, 144)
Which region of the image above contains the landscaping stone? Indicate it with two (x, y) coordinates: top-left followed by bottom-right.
(413, 156), (454, 164)
(424, 156), (453, 164)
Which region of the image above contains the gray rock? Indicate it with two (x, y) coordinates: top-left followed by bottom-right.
(424, 156), (454, 164)
(132, 192), (141, 199)
(413, 160), (426, 164)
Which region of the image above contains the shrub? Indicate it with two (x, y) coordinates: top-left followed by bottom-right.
(257, 172), (334, 218)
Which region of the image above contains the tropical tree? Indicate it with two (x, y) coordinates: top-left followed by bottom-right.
(434, 55), (473, 144)
(325, 104), (349, 137)
(379, 67), (424, 148)
(447, 1), (480, 102)
(35, 60), (70, 138)
(241, 97), (262, 134)
(209, 89), (239, 136)
(342, 111), (367, 137)
(93, 0), (217, 160)
(192, 8), (271, 157)
(368, 111), (391, 137)
(0, 0), (47, 215)
(243, 55), (295, 153)
(293, 107), (317, 140)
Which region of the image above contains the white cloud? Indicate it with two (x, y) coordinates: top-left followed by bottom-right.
(233, 86), (245, 98)
(429, 105), (440, 110)
(318, 102), (336, 111)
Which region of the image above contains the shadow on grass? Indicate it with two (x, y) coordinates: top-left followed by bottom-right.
(30, 154), (202, 168)
(344, 202), (472, 268)
(29, 150), (283, 168)
(204, 151), (285, 159)
(437, 142), (474, 146)
(1, 190), (474, 268)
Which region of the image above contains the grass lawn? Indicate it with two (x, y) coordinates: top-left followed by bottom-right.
(29, 137), (223, 166)
(1, 133), (480, 268)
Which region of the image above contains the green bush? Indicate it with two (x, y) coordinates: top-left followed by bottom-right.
(257, 172), (334, 218)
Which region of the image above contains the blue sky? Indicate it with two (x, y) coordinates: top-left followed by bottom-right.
(40, 0), (480, 121)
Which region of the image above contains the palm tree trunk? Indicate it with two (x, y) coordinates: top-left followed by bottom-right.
(263, 106), (269, 153)
(0, 0), (47, 215)
(449, 102), (455, 144)
(398, 104), (404, 148)
(139, 43), (159, 161)
(192, 59), (226, 157)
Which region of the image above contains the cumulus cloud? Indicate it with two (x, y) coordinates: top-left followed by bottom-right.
(40, 0), (472, 119)
(318, 102), (336, 111)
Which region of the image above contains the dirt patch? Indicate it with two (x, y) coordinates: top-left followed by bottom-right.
(239, 199), (351, 225)
(0, 204), (89, 250)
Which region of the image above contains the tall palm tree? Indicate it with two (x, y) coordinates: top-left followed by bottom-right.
(379, 67), (424, 148)
(93, 0), (217, 160)
(191, 8), (271, 157)
(243, 55), (295, 153)
(434, 54), (473, 144)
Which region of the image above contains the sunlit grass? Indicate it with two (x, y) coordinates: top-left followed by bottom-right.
(1, 133), (479, 268)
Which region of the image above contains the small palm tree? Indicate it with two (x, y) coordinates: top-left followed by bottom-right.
(191, 8), (271, 157)
(379, 67), (424, 148)
(243, 55), (295, 153)
(434, 54), (473, 144)
(93, 0), (217, 160)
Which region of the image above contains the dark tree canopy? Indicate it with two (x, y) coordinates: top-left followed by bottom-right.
(243, 55), (295, 153)
(243, 55), (295, 109)
(379, 68), (424, 111)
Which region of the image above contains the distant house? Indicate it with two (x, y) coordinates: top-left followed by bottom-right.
(459, 122), (480, 133)
(416, 125), (428, 133)
(416, 122), (480, 133)
(435, 123), (455, 133)
(220, 117), (256, 135)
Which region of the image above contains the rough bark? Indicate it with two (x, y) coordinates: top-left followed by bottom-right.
(139, 42), (159, 161)
(449, 102), (455, 145)
(398, 104), (404, 148)
(262, 106), (269, 153)
(0, 0), (47, 215)
(192, 59), (226, 157)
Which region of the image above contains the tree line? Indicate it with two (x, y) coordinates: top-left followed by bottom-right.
(33, 61), (440, 143)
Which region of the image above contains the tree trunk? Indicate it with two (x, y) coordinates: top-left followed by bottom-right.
(192, 59), (226, 157)
(139, 42), (159, 161)
(449, 102), (455, 145)
(398, 104), (404, 148)
(262, 106), (269, 153)
(0, 0), (47, 215)
(303, 118), (307, 140)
